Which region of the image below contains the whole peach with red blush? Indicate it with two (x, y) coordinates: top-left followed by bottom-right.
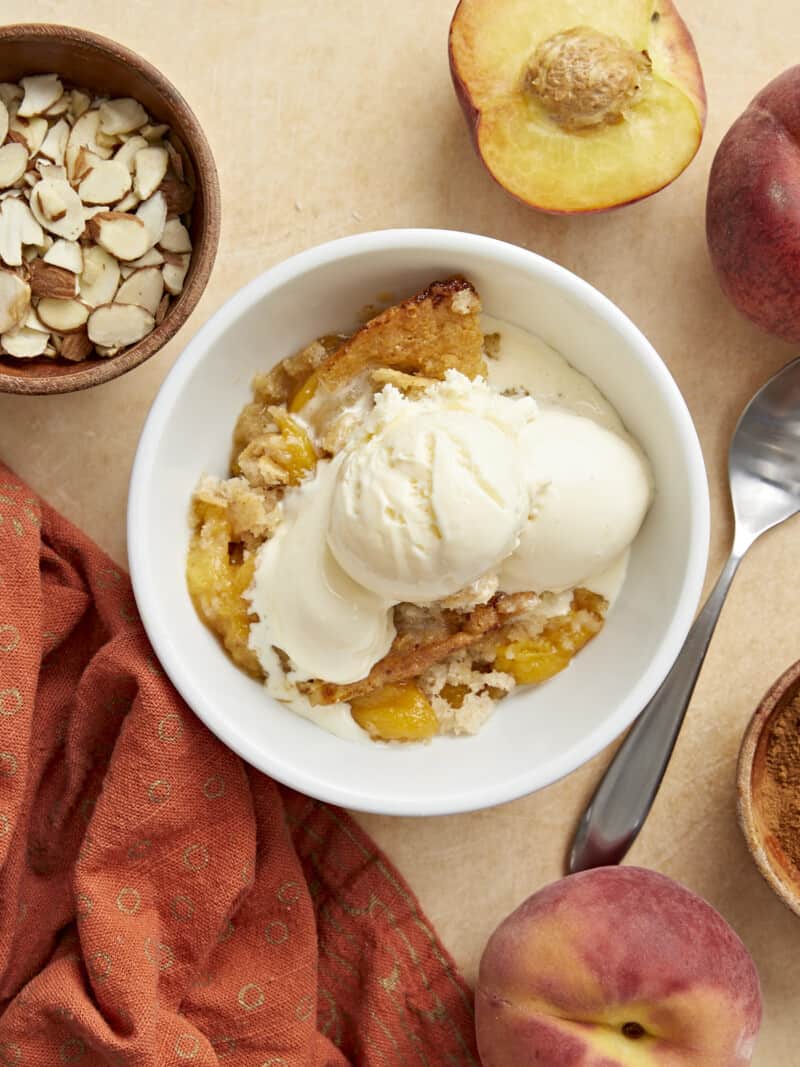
(476, 867), (761, 1066)
(707, 66), (800, 340)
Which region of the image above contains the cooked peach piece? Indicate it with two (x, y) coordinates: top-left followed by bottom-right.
(351, 684), (439, 741)
(186, 501), (262, 677)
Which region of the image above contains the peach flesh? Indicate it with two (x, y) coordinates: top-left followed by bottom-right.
(449, 0), (707, 214)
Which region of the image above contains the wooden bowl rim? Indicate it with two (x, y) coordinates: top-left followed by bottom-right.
(0, 22), (220, 396)
(736, 656), (800, 919)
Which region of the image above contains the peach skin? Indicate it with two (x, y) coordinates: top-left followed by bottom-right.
(476, 867), (762, 1066)
(707, 66), (800, 341)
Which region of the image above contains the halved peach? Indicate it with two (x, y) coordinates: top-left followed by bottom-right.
(449, 0), (707, 214)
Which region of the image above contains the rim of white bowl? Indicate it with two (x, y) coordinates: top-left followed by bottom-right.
(128, 228), (710, 816)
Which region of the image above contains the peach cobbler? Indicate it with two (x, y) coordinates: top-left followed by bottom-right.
(187, 280), (652, 742)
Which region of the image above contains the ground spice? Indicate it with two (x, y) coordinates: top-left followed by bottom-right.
(762, 687), (800, 873)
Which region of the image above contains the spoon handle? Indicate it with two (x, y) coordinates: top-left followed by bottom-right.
(568, 550), (743, 873)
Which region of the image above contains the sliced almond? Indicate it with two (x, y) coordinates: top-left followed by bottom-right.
(133, 146), (168, 200)
(37, 163), (68, 183)
(95, 129), (122, 150)
(119, 264), (135, 280)
(72, 146), (105, 183)
(129, 246), (164, 268)
(80, 243), (103, 286)
(155, 292), (169, 324)
(159, 175), (193, 215)
(66, 111), (110, 180)
(115, 265), (163, 315)
(23, 172), (38, 190)
(29, 259), (78, 299)
(162, 253), (190, 296)
(79, 244), (120, 306)
(114, 191), (139, 213)
(13, 201), (42, 246)
(98, 98), (148, 136)
(34, 181), (65, 220)
(44, 93), (70, 117)
(72, 147), (91, 182)
(78, 159), (132, 204)
(30, 180), (84, 240)
(0, 271), (30, 332)
(0, 100), (8, 146)
(68, 89), (91, 121)
(82, 205), (109, 223)
(87, 211), (150, 261)
(24, 306), (49, 332)
(35, 181), (66, 220)
(18, 74), (63, 118)
(88, 302), (154, 347)
(37, 296), (90, 333)
(95, 344), (120, 357)
(60, 329), (93, 361)
(38, 118), (70, 165)
(0, 198), (45, 266)
(159, 217), (191, 254)
(135, 191), (166, 249)
(114, 135), (148, 173)
(9, 115), (47, 155)
(1, 324), (49, 358)
(164, 140), (184, 182)
(140, 123), (169, 143)
(43, 238), (83, 274)
(0, 143), (29, 189)
(0, 83), (22, 109)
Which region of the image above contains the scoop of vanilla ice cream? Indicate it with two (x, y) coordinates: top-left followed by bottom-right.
(328, 372), (536, 604)
(499, 409), (652, 594)
(248, 453), (396, 686)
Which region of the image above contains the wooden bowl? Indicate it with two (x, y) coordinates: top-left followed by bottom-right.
(737, 658), (800, 919)
(0, 24), (220, 395)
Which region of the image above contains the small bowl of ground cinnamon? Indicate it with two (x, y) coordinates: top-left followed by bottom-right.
(738, 658), (800, 918)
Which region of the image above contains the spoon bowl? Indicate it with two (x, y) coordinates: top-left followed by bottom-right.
(571, 357), (800, 872)
(730, 358), (800, 544)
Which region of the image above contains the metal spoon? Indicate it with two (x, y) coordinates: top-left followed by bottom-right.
(569, 357), (800, 873)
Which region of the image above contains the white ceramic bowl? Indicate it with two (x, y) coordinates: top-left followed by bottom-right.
(129, 229), (709, 816)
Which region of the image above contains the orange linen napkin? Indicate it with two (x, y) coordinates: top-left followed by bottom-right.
(0, 462), (478, 1067)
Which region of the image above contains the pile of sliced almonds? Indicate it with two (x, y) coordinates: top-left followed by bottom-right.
(0, 73), (194, 360)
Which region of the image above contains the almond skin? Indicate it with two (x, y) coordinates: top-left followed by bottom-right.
(29, 258), (77, 300)
(60, 329), (93, 362)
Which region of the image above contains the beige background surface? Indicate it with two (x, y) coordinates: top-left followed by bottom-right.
(0, 0), (798, 1059)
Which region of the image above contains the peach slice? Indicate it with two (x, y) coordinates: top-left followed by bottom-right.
(449, 0), (706, 213)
